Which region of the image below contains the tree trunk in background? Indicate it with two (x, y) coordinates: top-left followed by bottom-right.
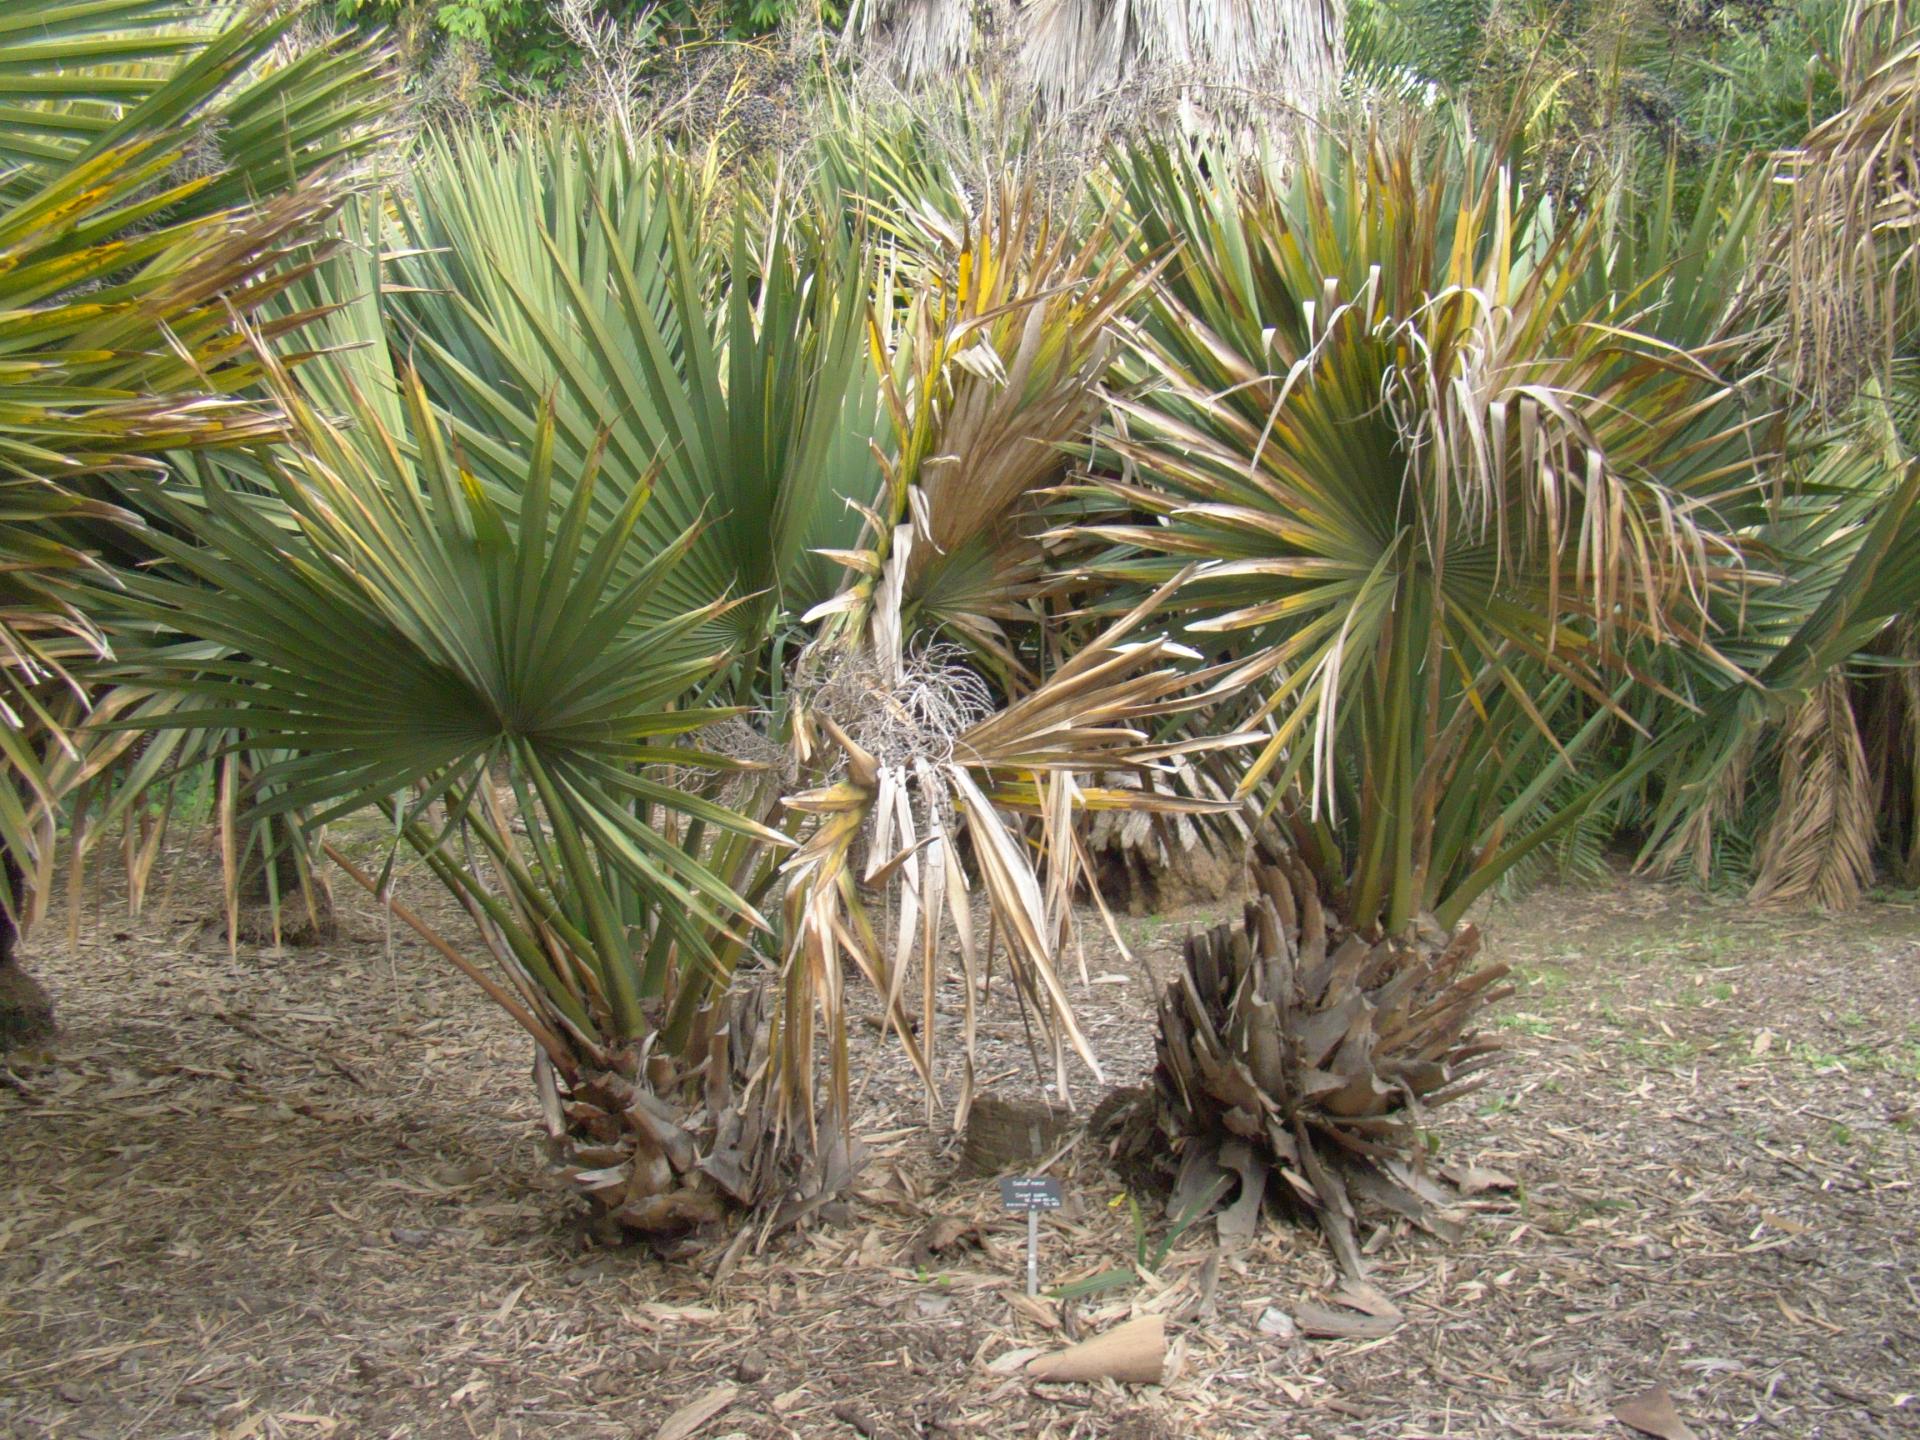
(233, 832), (336, 947)
(0, 850), (55, 1050)
(851, 0), (1345, 137)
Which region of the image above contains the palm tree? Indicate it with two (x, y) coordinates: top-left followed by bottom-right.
(1089, 120), (1772, 1272)
(0, 0), (391, 1044)
(1581, 52), (1920, 908)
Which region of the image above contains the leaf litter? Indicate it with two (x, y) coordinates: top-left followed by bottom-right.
(0, 841), (1915, 1438)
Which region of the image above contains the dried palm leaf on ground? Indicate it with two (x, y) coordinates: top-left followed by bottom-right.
(1111, 856), (1513, 1279)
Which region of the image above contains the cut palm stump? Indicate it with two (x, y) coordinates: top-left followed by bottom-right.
(1112, 856), (1513, 1277)
(959, 1094), (1074, 1176)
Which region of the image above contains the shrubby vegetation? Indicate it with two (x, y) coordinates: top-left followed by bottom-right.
(3, 0), (1916, 1259)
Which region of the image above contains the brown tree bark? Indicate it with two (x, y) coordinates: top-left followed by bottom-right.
(0, 851), (55, 1050)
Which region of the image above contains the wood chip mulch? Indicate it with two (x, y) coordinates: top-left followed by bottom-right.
(2, 844), (1916, 1439)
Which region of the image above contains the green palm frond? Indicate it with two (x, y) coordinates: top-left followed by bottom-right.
(0, 0), (391, 923)
(110, 359), (783, 1040)
(385, 125), (884, 664)
(1093, 121), (1765, 933)
(0, 0), (396, 213)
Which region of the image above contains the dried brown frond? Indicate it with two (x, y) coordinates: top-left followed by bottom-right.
(847, 0), (1343, 143)
(1747, 0), (1920, 414)
(776, 588), (1253, 1142)
(1647, 729), (1757, 885)
(803, 641), (997, 769)
(1751, 672), (1877, 908)
(1114, 855), (1512, 1278)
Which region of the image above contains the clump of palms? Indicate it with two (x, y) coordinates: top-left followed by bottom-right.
(111, 121), (1252, 1232)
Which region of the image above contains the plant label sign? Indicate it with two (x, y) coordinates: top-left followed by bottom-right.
(999, 1177), (1063, 1295)
(999, 1177), (1064, 1211)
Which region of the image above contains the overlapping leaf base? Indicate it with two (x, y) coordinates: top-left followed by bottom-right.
(1125, 858), (1513, 1276)
(542, 988), (857, 1239)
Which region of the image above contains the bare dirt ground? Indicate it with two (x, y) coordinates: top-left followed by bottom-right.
(2, 836), (1917, 1440)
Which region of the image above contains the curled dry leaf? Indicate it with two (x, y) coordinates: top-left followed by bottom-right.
(906, 1216), (988, 1269)
(1026, 1314), (1166, 1384)
(1290, 1303), (1402, 1339)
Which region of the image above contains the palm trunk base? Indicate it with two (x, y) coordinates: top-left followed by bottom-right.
(0, 957), (55, 1051)
(0, 852), (53, 1051)
(1085, 799), (1241, 916)
(548, 986), (862, 1240)
(1090, 834), (1239, 915)
(1110, 855), (1513, 1275)
(233, 846), (337, 947)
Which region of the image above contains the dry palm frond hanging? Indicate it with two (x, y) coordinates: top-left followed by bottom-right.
(781, 579), (1252, 1136)
(768, 180), (1252, 1141)
(1751, 672), (1878, 908)
(1749, 0), (1920, 414)
(846, 0), (1344, 136)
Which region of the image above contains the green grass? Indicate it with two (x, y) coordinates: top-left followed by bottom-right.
(1494, 1013), (1556, 1036)
(1729, 1034), (1920, 1082)
(1618, 1035), (1701, 1067)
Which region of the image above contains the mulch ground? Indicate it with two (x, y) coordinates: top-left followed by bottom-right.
(2, 836), (1917, 1440)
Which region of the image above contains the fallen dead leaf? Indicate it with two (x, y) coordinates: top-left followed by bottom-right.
(986, 1346), (1047, 1374)
(907, 1216), (984, 1269)
(1027, 1314), (1166, 1384)
(1613, 1383), (1700, 1440)
(1005, 1290), (1062, 1330)
(1441, 1161), (1519, 1194)
(1291, 1303), (1402, 1339)
(1331, 1280), (1404, 1321)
